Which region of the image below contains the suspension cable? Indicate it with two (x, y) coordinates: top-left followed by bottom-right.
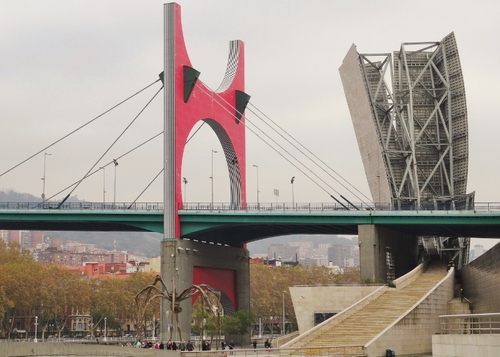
(57, 86), (163, 207)
(127, 168), (164, 209)
(45, 131), (163, 202)
(194, 80), (371, 207)
(248, 102), (373, 204)
(0, 78), (161, 179)
(193, 81), (359, 206)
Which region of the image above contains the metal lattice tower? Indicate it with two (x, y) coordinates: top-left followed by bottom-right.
(339, 32), (472, 267)
(340, 32), (474, 210)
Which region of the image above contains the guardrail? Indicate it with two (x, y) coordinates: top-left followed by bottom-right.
(440, 313), (500, 334)
(2, 201), (500, 212)
(180, 345), (366, 357)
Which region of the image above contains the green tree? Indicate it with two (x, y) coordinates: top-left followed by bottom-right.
(222, 314), (241, 341)
(223, 310), (254, 346)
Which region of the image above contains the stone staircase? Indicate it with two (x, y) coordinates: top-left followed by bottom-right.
(286, 261), (448, 349)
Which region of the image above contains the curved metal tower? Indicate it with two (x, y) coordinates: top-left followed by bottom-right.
(340, 32), (473, 211)
(339, 32), (472, 268)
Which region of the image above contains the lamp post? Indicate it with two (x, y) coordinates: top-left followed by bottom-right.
(41, 152), (51, 201)
(104, 317), (107, 341)
(253, 164), (260, 208)
(291, 176), (295, 209)
(282, 291), (286, 335)
(34, 316), (38, 343)
(113, 159), (118, 206)
(183, 177), (188, 205)
(100, 167), (106, 207)
(152, 316), (155, 340)
(210, 149), (217, 209)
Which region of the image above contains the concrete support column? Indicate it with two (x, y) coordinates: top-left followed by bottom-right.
(358, 225), (418, 283)
(160, 239), (250, 343)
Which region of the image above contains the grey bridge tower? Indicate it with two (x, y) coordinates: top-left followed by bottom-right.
(339, 33), (473, 281)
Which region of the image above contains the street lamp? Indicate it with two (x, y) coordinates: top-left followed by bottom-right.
(253, 164), (260, 209)
(152, 316), (155, 340)
(291, 176), (295, 209)
(210, 149), (217, 209)
(282, 291), (287, 335)
(100, 167), (106, 207)
(34, 316), (38, 343)
(104, 317), (107, 341)
(113, 159), (118, 206)
(183, 177), (188, 205)
(41, 152), (51, 201)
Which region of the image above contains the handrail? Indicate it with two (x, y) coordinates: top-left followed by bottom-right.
(180, 345), (366, 357)
(1, 201), (500, 212)
(440, 313), (500, 335)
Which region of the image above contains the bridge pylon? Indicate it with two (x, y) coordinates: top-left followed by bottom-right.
(161, 3), (250, 342)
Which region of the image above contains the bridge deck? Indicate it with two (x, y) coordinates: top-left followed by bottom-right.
(0, 206), (500, 247)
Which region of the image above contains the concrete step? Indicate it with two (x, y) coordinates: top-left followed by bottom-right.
(289, 262), (447, 349)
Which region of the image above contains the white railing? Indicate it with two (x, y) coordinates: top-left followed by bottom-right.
(440, 313), (500, 335)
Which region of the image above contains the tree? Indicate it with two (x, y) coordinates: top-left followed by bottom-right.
(250, 261), (362, 335)
(126, 272), (159, 339)
(223, 310), (254, 346)
(0, 241), (41, 339)
(222, 315), (241, 341)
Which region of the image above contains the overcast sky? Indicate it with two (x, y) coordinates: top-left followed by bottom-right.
(1, 1), (499, 249)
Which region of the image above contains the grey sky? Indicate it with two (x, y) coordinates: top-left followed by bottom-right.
(1, 1), (499, 248)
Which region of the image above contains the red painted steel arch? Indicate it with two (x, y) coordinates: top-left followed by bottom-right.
(168, 4), (248, 310)
(170, 4), (247, 239)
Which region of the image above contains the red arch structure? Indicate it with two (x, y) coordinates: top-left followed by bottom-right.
(161, 3), (251, 339)
(163, 3), (249, 239)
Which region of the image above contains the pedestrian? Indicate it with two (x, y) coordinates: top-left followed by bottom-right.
(172, 341), (177, 350)
(159, 341), (164, 349)
(167, 338), (173, 350)
(179, 338), (186, 351)
(229, 340), (234, 355)
(264, 338), (271, 350)
(186, 340), (194, 351)
(252, 340), (257, 350)
(135, 339), (142, 348)
(221, 341), (226, 350)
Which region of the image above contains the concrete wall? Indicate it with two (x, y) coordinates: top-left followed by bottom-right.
(432, 334), (500, 357)
(364, 266), (454, 357)
(339, 44), (392, 205)
(0, 342), (181, 357)
(460, 241), (500, 313)
(160, 239), (250, 342)
(289, 285), (381, 334)
(283, 285), (387, 349)
(358, 225), (419, 283)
